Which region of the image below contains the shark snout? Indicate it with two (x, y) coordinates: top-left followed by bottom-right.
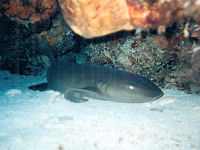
(146, 86), (164, 100)
(154, 89), (164, 100)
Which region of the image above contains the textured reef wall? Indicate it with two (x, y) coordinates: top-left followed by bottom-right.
(2, 0), (57, 27)
(1, 0), (200, 38)
(0, 0), (200, 94)
(59, 0), (200, 38)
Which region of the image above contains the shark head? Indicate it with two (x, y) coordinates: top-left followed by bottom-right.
(102, 73), (163, 103)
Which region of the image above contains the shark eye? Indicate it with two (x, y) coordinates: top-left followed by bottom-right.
(129, 85), (134, 90)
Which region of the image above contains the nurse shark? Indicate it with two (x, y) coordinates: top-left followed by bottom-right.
(29, 59), (163, 103)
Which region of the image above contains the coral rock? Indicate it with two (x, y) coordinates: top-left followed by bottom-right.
(58, 0), (133, 38)
(2, 0), (57, 26)
(59, 0), (200, 38)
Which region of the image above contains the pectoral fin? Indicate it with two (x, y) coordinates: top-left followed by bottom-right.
(64, 88), (89, 103)
(64, 87), (104, 103)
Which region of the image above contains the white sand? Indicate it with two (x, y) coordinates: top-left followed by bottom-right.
(0, 71), (200, 150)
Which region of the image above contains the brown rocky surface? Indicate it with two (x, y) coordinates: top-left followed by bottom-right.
(59, 0), (200, 38)
(58, 0), (133, 38)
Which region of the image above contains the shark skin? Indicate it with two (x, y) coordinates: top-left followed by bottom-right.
(43, 60), (164, 103)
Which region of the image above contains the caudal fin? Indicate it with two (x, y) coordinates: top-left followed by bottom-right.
(28, 82), (49, 91)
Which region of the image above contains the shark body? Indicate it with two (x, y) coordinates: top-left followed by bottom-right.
(38, 60), (164, 103)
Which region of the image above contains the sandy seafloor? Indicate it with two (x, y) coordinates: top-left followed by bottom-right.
(0, 70), (200, 150)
